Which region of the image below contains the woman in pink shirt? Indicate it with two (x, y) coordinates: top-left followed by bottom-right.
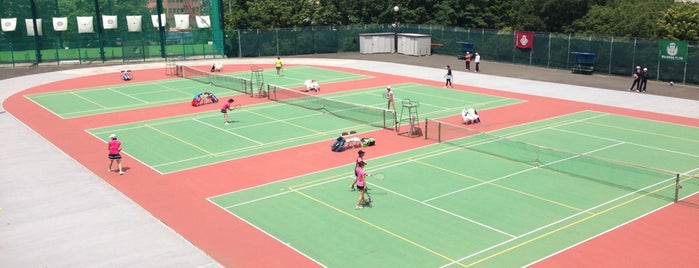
(350, 150), (366, 190)
(355, 161), (367, 209)
(107, 134), (124, 175)
(221, 98), (235, 125)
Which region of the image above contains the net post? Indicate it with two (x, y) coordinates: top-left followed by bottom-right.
(674, 173), (680, 203)
(438, 121), (442, 143)
(382, 109), (386, 129)
(423, 119), (428, 140)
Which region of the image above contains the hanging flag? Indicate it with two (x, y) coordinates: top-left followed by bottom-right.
(151, 14), (166, 28)
(515, 31), (534, 49)
(102, 15), (118, 29)
(658, 39), (688, 62)
(77, 16), (94, 33)
(25, 19), (42, 36)
(174, 14), (189, 30)
(195, 15), (211, 29)
(1, 18), (17, 32)
(126, 15), (142, 32)
(53, 17), (68, 31)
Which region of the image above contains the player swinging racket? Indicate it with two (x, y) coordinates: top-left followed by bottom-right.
(221, 98), (236, 125)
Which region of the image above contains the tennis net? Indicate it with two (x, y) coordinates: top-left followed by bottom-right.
(176, 65), (252, 95)
(267, 84), (397, 129)
(424, 119), (684, 202)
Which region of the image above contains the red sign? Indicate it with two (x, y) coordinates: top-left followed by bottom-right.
(515, 31), (534, 49)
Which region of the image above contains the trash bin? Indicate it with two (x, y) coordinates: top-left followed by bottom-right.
(456, 42), (474, 59)
(571, 52), (596, 74)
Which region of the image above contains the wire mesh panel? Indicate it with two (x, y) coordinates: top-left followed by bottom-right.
(267, 84), (396, 130)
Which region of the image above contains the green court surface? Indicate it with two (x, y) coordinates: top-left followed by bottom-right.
(209, 111), (699, 267)
(25, 78), (235, 118)
(88, 84), (520, 174)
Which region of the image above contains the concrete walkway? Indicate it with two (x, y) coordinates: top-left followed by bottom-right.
(1, 56), (698, 267)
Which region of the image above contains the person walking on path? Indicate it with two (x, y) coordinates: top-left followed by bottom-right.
(474, 52), (481, 72)
(107, 134), (125, 175)
(465, 52), (471, 71)
(629, 66), (642, 91)
(639, 67), (649, 93)
(444, 65), (453, 88)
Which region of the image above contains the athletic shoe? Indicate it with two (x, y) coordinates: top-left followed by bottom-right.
(225, 122), (229, 125)
(119, 171), (124, 175)
(355, 205), (362, 209)
(107, 169), (111, 172)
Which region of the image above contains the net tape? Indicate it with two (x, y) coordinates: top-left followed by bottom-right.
(177, 65), (252, 95)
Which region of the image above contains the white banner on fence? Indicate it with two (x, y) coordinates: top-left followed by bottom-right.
(126, 15), (142, 32)
(102, 15), (118, 29)
(25, 19), (42, 36)
(77, 16), (93, 33)
(175, 14), (189, 30)
(53, 17), (68, 31)
(195, 15), (211, 29)
(151, 14), (166, 28)
(1, 18), (17, 32)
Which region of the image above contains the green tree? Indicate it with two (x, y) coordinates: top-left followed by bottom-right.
(569, 0), (674, 39)
(657, 2), (699, 41)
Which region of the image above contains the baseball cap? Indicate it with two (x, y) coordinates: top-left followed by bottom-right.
(387, 86), (391, 89)
(643, 67), (647, 71)
(636, 66), (641, 69)
(109, 134), (117, 139)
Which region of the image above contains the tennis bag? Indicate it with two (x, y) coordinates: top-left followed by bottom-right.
(210, 93), (219, 103)
(360, 137), (375, 147)
(331, 136), (346, 152)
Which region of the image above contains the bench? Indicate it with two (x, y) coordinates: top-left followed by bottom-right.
(571, 63), (594, 74)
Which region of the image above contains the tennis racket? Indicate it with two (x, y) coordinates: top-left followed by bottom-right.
(368, 172), (385, 180)
(363, 188), (373, 207)
(233, 104), (242, 110)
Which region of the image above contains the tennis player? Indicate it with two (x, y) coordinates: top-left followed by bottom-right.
(351, 150), (366, 190)
(386, 86), (396, 113)
(444, 65), (453, 88)
(221, 98), (235, 125)
(275, 57), (283, 76)
(107, 134), (124, 175)
(355, 161), (367, 209)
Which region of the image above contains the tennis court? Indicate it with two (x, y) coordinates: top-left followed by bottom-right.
(209, 110), (699, 267)
(25, 65), (369, 119)
(87, 84), (520, 174)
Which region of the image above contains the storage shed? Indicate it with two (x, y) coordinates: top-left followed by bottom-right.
(359, 33), (395, 54)
(397, 33), (432, 56)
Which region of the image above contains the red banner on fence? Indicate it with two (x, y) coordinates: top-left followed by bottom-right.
(515, 31), (534, 49)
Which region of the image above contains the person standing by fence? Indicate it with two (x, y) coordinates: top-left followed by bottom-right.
(629, 66), (642, 91)
(465, 52), (472, 71)
(474, 52), (481, 72)
(639, 67), (649, 93)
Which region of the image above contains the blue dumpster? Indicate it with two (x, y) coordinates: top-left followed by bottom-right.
(571, 52), (596, 74)
(456, 42), (474, 59)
